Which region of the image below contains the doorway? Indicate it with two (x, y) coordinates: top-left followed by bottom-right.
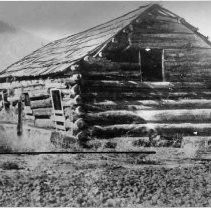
(140, 49), (163, 82)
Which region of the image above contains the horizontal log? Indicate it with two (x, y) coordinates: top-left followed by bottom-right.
(81, 90), (211, 102)
(154, 14), (179, 23)
(82, 80), (211, 90)
(29, 89), (50, 99)
(130, 40), (209, 49)
(62, 99), (75, 108)
(0, 76), (79, 90)
(23, 85), (46, 93)
(82, 74), (140, 81)
(34, 118), (55, 129)
(24, 115), (35, 121)
(84, 109), (211, 126)
(82, 59), (141, 71)
(86, 99), (211, 111)
(81, 70), (140, 78)
(85, 111), (145, 126)
(45, 82), (67, 89)
(90, 123), (211, 138)
(52, 115), (66, 123)
(133, 20), (192, 34)
(164, 48), (211, 61)
(133, 33), (197, 40)
(7, 96), (19, 103)
(0, 80), (45, 90)
(165, 62), (211, 71)
(32, 108), (52, 116)
(130, 33), (209, 48)
(31, 98), (52, 109)
(165, 73), (211, 83)
(134, 109), (211, 123)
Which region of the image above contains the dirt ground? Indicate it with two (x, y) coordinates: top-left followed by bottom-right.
(0, 153), (211, 207)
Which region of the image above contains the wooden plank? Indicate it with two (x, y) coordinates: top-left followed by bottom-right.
(30, 98), (52, 109)
(7, 96), (19, 103)
(53, 110), (64, 115)
(53, 115), (66, 123)
(32, 108), (52, 116)
(34, 118), (55, 129)
(24, 115), (35, 120)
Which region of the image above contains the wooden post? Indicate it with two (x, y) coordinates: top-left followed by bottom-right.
(139, 50), (142, 82)
(17, 95), (23, 136)
(162, 49), (165, 82)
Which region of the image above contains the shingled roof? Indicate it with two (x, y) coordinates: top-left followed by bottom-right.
(0, 3), (211, 79)
(0, 3), (155, 78)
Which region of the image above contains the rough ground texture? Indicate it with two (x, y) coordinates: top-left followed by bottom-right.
(0, 154), (211, 207)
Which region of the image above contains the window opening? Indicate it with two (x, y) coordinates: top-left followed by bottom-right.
(50, 89), (65, 131)
(23, 93), (31, 106)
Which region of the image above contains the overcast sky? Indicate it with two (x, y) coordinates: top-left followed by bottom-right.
(0, 1), (210, 41)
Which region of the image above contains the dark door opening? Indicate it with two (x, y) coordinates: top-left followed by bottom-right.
(140, 49), (163, 82)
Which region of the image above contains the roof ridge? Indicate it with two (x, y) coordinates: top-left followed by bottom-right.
(49, 3), (154, 44)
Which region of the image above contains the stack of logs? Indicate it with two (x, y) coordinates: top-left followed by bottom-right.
(77, 58), (211, 141)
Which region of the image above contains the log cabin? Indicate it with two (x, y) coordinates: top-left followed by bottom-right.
(1, 3), (211, 150)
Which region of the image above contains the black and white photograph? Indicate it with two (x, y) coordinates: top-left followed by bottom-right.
(0, 0), (211, 207)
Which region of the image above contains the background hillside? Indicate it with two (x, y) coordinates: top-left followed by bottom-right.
(0, 20), (48, 72)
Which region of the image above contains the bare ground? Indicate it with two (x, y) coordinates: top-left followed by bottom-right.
(0, 152), (211, 207)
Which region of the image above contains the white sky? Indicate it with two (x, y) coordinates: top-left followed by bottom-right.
(0, 1), (210, 41)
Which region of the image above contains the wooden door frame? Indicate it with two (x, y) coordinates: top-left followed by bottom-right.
(139, 48), (165, 82)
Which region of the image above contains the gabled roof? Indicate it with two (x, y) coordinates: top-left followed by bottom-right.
(0, 3), (155, 78)
(0, 3), (211, 79)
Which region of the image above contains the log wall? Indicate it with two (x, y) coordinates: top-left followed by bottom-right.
(78, 11), (211, 140)
(0, 74), (81, 137)
(80, 63), (211, 139)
